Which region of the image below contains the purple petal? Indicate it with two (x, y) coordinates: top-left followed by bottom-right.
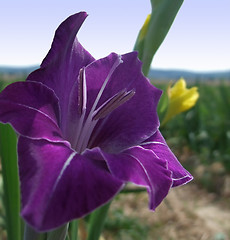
(86, 52), (161, 153)
(141, 130), (193, 187)
(18, 137), (123, 231)
(27, 12), (95, 136)
(100, 146), (172, 210)
(0, 81), (67, 143)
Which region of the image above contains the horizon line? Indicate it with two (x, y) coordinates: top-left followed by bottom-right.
(0, 64), (230, 74)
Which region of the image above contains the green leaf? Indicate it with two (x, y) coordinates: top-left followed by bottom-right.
(135, 0), (184, 76)
(0, 124), (21, 240)
(87, 202), (111, 240)
(151, 0), (162, 8)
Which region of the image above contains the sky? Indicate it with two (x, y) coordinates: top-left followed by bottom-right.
(0, 0), (229, 72)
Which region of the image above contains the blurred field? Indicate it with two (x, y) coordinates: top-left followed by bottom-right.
(157, 81), (230, 194)
(101, 79), (230, 240)
(0, 76), (230, 239)
(103, 183), (230, 240)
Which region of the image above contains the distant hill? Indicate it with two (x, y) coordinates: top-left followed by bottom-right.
(0, 66), (38, 75)
(0, 65), (230, 82)
(149, 69), (230, 81)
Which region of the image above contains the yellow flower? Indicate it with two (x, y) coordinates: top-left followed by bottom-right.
(138, 14), (151, 42)
(161, 78), (199, 126)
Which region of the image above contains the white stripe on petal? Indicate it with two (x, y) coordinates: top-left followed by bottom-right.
(140, 141), (166, 146)
(53, 152), (77, 191)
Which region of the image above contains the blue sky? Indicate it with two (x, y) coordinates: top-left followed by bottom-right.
(0, 0), (229, 71)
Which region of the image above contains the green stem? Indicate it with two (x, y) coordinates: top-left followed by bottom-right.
(86, 202), (111, 240)
(47, 223), (69, 240)
(0, 124), (21, 240)
(24, 223), (69, 240)
(23, 223), (41, 240)
(142, 0), (184, 76)
(134, 0), (184, 76)
(70, 220), (78, 240)
(120, 187), (146, 194)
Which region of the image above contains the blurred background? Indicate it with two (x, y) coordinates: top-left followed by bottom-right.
(0, 0), (230, 239)
(0, 0), (230, 71)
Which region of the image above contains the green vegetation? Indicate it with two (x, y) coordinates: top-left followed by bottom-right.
(158, 81), (230, 173)
(0, 77), (25, 92)
(104, 208), (149, 240)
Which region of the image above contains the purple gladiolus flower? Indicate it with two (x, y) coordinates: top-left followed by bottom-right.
(0, 12), (192, 231)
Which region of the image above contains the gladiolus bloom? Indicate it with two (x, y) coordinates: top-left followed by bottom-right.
(0, 12), (192, 231)
(162, 78), (199, 125)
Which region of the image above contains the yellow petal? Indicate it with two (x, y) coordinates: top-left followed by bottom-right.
(138, 14), (151, 42)
(162, 78), (199, 126)
(169, 78), (186, 98)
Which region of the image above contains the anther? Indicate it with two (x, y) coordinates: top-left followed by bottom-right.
(93, 89), (135, 120)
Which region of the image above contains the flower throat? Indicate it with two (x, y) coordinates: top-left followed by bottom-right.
(73, 55), (135, 154)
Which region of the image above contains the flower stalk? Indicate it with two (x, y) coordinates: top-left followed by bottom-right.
(69, 220), (78, 240)
(0, 124), (21, 240)
(87, 202), (111, 240)
(134, 0), (184, 76)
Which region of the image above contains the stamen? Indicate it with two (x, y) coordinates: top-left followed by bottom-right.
(90, 55), (123, 114)
(78, 68), (87, 115)
(87, 89), (135, 149)
(93, 89), (135, 120)
(76, 55), (123, 153)
(92, 90), (126, 119)
(73, 68), (87, 151)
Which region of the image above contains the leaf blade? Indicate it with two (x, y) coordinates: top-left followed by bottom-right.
(139, 0), (184, 76)
(0, 123), (21, 240)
